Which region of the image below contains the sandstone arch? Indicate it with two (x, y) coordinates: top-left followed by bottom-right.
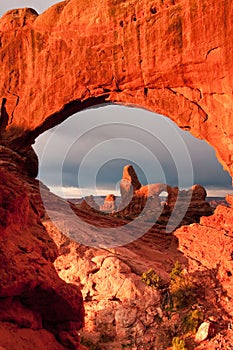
(0, 0), (232, 177)
(0, 2), (233, 348)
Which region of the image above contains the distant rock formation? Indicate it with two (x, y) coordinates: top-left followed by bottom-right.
(163, 184), (213, 225)
(115, 165), (212, 224)
(80, 195), (100, 212)
(118, 182), (169, 220)
(77, 165), (212, 228)
(100, 194), (116, 213)
(119, 165), (141, 210)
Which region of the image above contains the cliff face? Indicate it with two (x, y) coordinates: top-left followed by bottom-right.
(0, 0), (232, 175)
(0, 147), (85, 349)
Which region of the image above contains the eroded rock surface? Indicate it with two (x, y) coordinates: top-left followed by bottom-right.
(44, 212), (178, 349)
(0, 146), (232, 349)
(175, 200), (233, 319)
(42, 186), (233, 349)
(0, 147), (84, 350)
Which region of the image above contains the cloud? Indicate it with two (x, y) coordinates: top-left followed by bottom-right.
(49, 186), (120, 199)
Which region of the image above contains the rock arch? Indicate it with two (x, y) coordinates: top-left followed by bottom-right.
(0, 1), (233, 348)
(0, 0), (232, 177)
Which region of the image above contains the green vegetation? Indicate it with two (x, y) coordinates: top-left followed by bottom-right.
(170, 261), (183, 281)
(172, 337), (187, 350)
(141, 262), (204, 349)
(169, 273), (196, 310)
(142, 262), (197, 311)
(141, 268), (162, 289)
(182, 309), (204, 333)
(168, 262), (197, 310)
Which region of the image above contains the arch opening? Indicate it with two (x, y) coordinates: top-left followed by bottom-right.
(34, 104), (233, 199)
(33, 104), (232, 241)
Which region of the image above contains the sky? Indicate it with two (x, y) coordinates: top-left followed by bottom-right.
(0, 1), (59, 16)
(1, 1), (233, 198)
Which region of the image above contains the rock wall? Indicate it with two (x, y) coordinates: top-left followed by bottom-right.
(0, 147), (84, 350)
(0, 0), (232, 176)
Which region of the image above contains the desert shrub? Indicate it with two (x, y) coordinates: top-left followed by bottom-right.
(141, 268), (162, 289)
(170, 261), (183, 281)
(169, 272), (197, 310)
(172, 337), (187, 350)
(182, 309), (204, 333)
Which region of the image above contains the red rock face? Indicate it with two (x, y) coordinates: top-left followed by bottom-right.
(0, 148), (84, 349)
(175, 200), (233, 320)
(43, 188), (233, 349)
(0, 0), (232, 176)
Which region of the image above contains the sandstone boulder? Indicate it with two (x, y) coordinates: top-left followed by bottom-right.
(100, 194), (116, 213)
(195, 321), (215, 343)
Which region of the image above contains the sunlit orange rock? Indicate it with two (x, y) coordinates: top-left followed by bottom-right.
(117, 165), (212, 223)
(100, 194), (116, 212)
(175, 202), (233, 318)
